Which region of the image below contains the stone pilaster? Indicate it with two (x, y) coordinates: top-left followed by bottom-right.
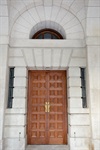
(0, 0), (9, 149)
(0, 46), (9, 150)
(86, 0), (100, 149)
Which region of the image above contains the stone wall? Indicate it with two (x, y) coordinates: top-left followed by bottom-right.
(0, 0), (100, 150)
(67, 49), (90, 150)
(2, 46), (90, 150)
(4, 67), (28, 150)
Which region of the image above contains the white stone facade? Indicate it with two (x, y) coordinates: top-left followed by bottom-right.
(0, 0), (100, 150)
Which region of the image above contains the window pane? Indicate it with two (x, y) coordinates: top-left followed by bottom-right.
(81, 68), (85, 78)
(44, 33), (51, 39)
(52, 35), (58, 39)
(82, 97), (87, 108)
(38, 35), (42, 39)
(7, 98), (13, 108)
(9, 88), (13, 98)
(9, 78), (14, 87)
(81, 79), (85, 87)
(10, 68), (14, 78)
(82, 87), (86, 98)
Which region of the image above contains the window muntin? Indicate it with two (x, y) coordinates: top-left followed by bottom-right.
(32, 29), (63, 39)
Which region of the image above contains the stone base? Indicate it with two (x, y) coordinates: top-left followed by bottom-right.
(69, 137), (90, 150)
(0, 140), (3, 150)
(91, 139), (100, 150)
(4, 138), (26, 150)
(26, 145), (69, 150)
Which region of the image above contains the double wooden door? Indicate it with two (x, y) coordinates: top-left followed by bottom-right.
(27, 71), (67, 145)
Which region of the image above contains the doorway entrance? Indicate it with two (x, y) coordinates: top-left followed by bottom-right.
(27, 71), (67, 145)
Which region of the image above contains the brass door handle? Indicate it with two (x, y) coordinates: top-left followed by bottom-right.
(47, 102), (50, 112)
(45, 102), (50, 112)
(45, 102), (48, 112)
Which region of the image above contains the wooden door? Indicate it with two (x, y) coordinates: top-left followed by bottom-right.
(27, 71), (67, 145)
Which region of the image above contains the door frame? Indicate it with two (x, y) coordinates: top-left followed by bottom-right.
(27, 70), (68, 145)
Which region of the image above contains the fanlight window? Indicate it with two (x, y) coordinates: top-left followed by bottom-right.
(32, 29), (63, 39)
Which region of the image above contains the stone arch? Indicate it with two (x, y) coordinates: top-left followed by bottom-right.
(11, 5), (85, 40)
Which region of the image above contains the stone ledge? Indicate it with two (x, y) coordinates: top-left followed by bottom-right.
(68, 108), (90, 114)
(5, 109), (27, 114)
(10, 39), (86, 48)
(68, 114), (90, 125)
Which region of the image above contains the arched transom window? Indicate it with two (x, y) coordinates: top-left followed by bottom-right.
(32, 28), (63, 39)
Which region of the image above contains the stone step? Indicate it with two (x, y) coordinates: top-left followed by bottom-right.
(26, 145), (69, 150)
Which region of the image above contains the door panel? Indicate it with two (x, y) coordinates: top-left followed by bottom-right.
(28, 71), (48, 144)
(48, 71), (67, 144)
(27, 71), (67, 145)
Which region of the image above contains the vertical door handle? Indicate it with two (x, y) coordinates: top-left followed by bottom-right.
(45, 102), (48, 112)
(47, 102), (50, 112)
(45, 102), (50, 112)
